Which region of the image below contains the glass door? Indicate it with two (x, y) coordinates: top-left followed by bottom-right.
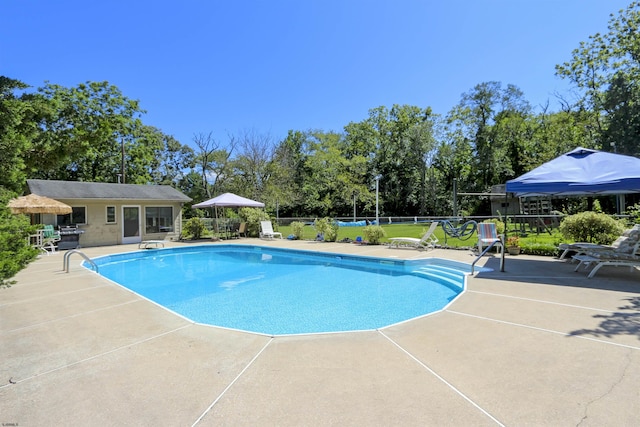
(122, 206), (141, 244)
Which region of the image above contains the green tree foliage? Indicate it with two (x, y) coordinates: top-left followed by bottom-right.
(342, 104), (438, 217)
(227, 128), (274, 203)
(26, 81), (145, 182)
(1, 78), (195, 189)
(0, 77), (36, 192)
(556, 2), (640, 155)
(267, 130), (309, 216)
(0, 188), (39, 286)
(447, 82), (531, 195)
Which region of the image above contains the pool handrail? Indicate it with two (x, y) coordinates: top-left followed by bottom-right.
(63, 249), (98, 273)
(471, 237), (503, 275)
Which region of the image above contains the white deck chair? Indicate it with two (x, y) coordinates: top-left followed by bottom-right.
(260, 221), (283, 240)
(388, 221), (439, 250)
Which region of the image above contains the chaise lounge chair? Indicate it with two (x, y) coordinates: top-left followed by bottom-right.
(559, 225), (640, 260)
(260, 221), (283, 240)
(572, 225), (640, 278)
(388, 221), (439, 250)
(476, 222), (503, 254)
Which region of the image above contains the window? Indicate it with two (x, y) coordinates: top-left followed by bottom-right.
(145, 207), (173, 233)
(57, 206), (86, 226)
(106, 206), (116, 223)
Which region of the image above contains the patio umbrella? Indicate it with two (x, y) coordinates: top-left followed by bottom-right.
(8, 194), (73, 215)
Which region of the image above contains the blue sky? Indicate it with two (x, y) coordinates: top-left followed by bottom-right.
(1, 1), (632, 149)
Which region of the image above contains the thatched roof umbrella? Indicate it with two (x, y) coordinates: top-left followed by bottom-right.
(8, 194), (73, 215)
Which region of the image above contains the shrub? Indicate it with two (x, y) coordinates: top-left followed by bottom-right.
(183, 217), (206, 240)
(558, 211), (625, 244)
(0, 190), (39, 287)
(314, 217), (339, 242)
(520, 241), (558, 256)
(238, 207), (270, 237)
(626, 203), (640, 223)
(290, 221), (305, 240)
(362, 225), (386, 244)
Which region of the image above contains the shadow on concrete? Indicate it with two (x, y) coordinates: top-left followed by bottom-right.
(474, 255), (640, 293)
(568, 296), (640, 341)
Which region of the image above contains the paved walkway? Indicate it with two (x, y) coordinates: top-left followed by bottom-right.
(1, 239), (639, 426)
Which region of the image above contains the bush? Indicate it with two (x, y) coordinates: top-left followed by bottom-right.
(558, 211), (625, 244)
(314, 217), (339, 242)
(626, 203), (640, 223)
(290, 221), (305, 240)
(238, 207), (270, 237)
(183, 217), (206, 240)
(519, 241), (559, 256)
(363, 225), (386, 244)
(0, 190), (40, 287)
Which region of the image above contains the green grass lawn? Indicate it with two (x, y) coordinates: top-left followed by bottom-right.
(275, 222), (563, 255)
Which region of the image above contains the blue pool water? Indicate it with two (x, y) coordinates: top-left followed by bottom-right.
(90, 245), (472, 335)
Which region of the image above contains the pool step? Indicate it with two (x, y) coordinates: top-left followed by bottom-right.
(412, 265), (466, 290)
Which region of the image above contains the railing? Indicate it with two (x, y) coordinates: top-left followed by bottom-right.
(63, 250), (99, 273)
(471, 238), (504, 275)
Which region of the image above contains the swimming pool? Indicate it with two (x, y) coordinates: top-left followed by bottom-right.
(90, 245), (474, 336)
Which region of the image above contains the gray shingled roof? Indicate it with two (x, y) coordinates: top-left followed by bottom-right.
(27, 180), (192, 202)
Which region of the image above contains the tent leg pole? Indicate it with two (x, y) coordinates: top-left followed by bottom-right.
(500, 192), (507, 272)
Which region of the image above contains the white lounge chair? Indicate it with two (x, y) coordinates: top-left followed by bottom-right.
(573, 251), (640, 279)
(388, 222), (439, 250)
(572, 225), (640, 278)
(260, 221), (283, 240)
(559, 225), (640, 260)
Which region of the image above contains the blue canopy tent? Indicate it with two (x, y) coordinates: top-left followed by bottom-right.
(506, 147), (640, 197)
(499, 147), (640, 273)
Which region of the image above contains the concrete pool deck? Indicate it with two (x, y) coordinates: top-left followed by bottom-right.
(1, 239), (639, 426)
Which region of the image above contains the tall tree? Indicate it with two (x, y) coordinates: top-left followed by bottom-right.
(300, 131), (356, 217)
(349, 104), (437, 216)
(556, 2), (640, 155)
(0, 77), (33, 192)
(192, 132), (235, 199)
(228, 128), (274, 202)
(27, 81), (144, 182)
(448, 82), (531, 196)
(268, 130), (309, 216)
